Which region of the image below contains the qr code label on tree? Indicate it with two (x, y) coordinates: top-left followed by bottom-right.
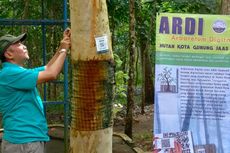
(95, 35), (109, 53)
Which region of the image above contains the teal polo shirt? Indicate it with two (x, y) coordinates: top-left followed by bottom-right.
(0, 62), (49, 143)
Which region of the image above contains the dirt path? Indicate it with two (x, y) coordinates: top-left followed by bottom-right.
(113, 104), (153, 152)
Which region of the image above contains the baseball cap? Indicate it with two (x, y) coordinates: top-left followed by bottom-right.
(0, 33), (27, 60)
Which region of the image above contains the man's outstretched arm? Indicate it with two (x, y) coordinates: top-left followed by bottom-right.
(37, 28), (71, 84)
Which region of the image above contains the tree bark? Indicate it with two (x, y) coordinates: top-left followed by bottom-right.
(136, 0), (154, 114)
(136, 0), (147, 114)
(141, 43), (146, 114)
(221, 0), (230, 14)
(125, 0), (136, 139)
(145, 52), (154, 103)
(143, 2), (154, 105)
(21, 0), (30, 33)
(69, 0), (114, 153)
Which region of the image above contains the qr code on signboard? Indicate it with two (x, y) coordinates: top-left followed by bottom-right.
(162, 131), (192, 152)
(154, 138), (174, 150)
(182, 149), (192, 153)
(197, 148), (206, 153)
(161, 138), (171, 148)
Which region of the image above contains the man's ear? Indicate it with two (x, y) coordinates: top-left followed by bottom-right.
(4, 50), (13, 60)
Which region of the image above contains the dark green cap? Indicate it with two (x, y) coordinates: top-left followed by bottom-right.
(0, 33), (27, 60)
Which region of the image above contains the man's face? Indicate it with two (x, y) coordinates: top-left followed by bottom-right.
(6, 41), (29, 62)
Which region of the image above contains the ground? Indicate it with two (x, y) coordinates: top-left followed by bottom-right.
(113, 104), (153, 152)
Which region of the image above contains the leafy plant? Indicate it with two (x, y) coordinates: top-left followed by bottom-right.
(114, 53), (128, 105)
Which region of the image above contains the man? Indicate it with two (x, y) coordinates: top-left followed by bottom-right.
(0, 28), (71, 153)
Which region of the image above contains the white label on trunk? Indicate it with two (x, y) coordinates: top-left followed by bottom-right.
(95, 35), (109, 53)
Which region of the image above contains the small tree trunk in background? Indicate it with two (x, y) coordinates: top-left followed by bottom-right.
(141, 46), (146, 114)
(125, 0), (136, 139)
(136, 0), (154, 114)
(69, 0), (114, 153)
(144, 1), (154, 106)
(21, 0), (30, 33)
(145, 49), (154, 105)
(136, 0), (147, 114)
(221, 0), (230, 14)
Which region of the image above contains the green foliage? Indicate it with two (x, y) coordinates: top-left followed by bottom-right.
(107, 0), (129, 25)
(157, 0), (219, 14)
(114, 54), (128, 104)
(136, 0), (156, 45)
(107, 0), (130, 74)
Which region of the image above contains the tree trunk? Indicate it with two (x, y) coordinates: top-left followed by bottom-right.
(136, 0), (154, 113)
(21, 0), (30, 33)
(69, 0), (114, 153)
(145, 51), (153, 104)
(221, 0), (230, 14)
(141, 44), (146, 114)
(136, 0), (147, 114)
(125, 0), (136, 139)
(135, 48), (140, 86)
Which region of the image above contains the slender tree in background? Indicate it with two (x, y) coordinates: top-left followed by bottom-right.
(21, 0), (30, 33)
(69, 0), (114, 153)
(221, 0), (230, 13)
(136, 0), (155, 114)
(125, 0), (136, 139)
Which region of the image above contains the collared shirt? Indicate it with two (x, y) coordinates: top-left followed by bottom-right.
(0, 62), (49, 143)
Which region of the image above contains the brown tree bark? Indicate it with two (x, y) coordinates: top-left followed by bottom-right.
(143, 1), (155, 106)
(221, 0), (230, 14)
(21, 0), (30, 33)
(125, 0), (136, 139)
(136, 0), (154, 114)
